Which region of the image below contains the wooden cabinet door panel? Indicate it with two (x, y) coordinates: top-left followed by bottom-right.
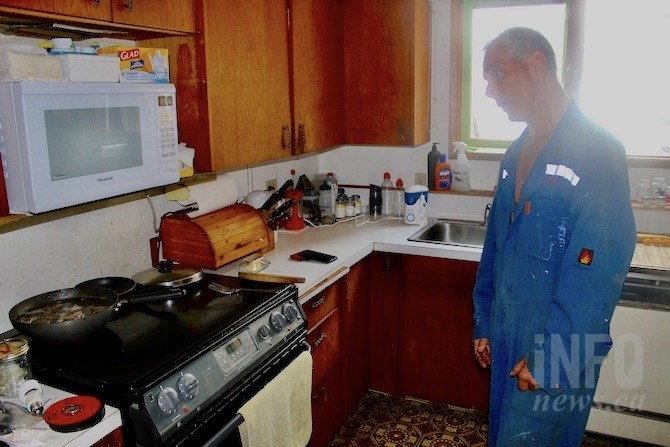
(291, 0), (345, 153)
(202, 0), (291, 170)
(343, 0), (430, 146)
(303, 284), (339, 330)
(397, 256), (490, 411)
(343, 258), (371, 414)
(112, 0), (195, 32)
(308, 310), (341, 387)
(310, 367), (342, 447)
(0, 0), (112, 21)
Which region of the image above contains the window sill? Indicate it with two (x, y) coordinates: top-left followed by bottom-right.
(465, 149), (670, 169)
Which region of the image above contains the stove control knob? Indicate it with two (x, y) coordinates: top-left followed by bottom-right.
(270, 311), (287, 331)
(258, 324), (272, 339)
(177, 373), (199, 400)
(157, 387), (179, 415)
(283, 303), (299, 322)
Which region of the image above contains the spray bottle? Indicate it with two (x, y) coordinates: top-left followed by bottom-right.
(450, 141), (471, 192)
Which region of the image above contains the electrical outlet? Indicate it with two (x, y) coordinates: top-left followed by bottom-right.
(265, 178), (277, 190)
(415, 173), (427, 186)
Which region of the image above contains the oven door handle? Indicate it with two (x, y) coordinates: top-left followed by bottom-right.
(201, 413), (245, 447)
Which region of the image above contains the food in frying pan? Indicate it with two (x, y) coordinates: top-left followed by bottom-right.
(14, 299), (109, 325)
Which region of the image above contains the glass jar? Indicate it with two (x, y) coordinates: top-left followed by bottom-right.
(637, 178), (651, 205)
(0, 338), (31, 399)
(335, 196), (347, 219)
(345, 197), (355, 217)
(352, 195), (362, 215)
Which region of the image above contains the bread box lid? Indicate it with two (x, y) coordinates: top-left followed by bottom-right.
(160, 203), (274, 269)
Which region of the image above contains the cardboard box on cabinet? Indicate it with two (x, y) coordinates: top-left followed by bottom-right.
(96, 46), (169, 83)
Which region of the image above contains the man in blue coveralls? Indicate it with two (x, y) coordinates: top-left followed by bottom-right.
(472, 28), (636, 446)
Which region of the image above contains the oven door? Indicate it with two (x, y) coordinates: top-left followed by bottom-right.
(130, 336), (309, 447)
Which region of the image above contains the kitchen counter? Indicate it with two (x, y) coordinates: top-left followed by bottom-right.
(211, 215), (670, 302)
(0, 384), (121, 447)
(211, 216), (485, 301)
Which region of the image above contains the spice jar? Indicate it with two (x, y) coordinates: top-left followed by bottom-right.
(0, 338), (31, 399)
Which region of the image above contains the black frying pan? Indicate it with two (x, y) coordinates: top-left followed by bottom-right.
(9, 282), (186, 343)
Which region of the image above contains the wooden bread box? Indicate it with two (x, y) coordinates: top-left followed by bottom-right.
(160, 203), (274, 269)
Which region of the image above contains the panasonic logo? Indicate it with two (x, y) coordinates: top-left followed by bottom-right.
(97, 177), (114, 182)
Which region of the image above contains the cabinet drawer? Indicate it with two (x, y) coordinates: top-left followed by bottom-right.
(307, 309), (340, 386)
(303, 284), (339, 331)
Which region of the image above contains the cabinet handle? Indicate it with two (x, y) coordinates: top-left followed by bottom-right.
(92, 0), (101, 5)
(314, 332), (328, 347)
(123, 0), (133, 11)
(298, 124), (306, 151)
(281, 125), (291, 150)
(310, 295), (325, 308)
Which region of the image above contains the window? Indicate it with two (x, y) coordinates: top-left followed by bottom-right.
(454, 0), (670, 159)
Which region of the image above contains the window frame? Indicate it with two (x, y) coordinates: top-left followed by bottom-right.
(448, 0), (670, 168)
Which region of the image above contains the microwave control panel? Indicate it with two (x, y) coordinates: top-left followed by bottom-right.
(157, 93), (178, 173)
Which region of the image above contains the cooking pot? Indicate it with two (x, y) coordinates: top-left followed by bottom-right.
(9, 284), (186, 344)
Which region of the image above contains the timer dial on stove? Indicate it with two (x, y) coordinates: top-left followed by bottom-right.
(258, 324), (272, 339)
(157, 386), (179, 415)
(283, 303), (299, 322)
(177, 372), (199, 400)
(270, 311), (287, 331)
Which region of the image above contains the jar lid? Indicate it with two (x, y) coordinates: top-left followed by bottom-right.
(0, 338), (29, 361)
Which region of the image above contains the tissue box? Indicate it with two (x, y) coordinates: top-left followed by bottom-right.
(57, 54), (120, 82)
(95, 46), (169, 83)
(0, 49), (62, 81)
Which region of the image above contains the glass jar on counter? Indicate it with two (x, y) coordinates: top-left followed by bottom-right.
(0, 338), (31, 399)
(352, 195), (362, 215)
(335, 195), (347, 219)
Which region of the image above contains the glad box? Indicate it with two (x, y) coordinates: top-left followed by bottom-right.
(96, 46), (169, 83)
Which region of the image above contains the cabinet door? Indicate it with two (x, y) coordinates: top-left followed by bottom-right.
(0, 0), (111, 21)
(342, 258), (371, 415)
(369, 252), (402, 394)
(343, 0), (430, 146)
(310, 366), (342, 447)
(111, 0), (196, 32)
(397, 255), (490, 411)
(290, 0), (345, 154)
(202, 0), (292, 170)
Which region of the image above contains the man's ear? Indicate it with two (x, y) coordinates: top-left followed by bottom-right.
(528, 50), (546, 75)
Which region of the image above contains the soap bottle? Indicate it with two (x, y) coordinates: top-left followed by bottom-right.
(434, 154), (452, 190)
(427, 143), (441, 190)
(450, 141), (471, 192)
(381, 172), (394, 216)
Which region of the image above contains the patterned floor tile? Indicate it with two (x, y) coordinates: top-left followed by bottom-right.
(327, 390), (656, 447)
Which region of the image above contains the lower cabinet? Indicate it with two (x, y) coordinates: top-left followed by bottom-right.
(370, 252), (490, 412)
(304, 281), (344, 447)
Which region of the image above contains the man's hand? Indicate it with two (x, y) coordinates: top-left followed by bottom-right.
(473, 338), (491, 368)
(509, 356), (539, 391)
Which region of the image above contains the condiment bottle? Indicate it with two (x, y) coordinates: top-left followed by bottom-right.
(381, 172), (394, 216)
(395, 178), (405, 217)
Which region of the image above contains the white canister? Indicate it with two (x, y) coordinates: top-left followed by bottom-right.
(404, 185), (428, 226)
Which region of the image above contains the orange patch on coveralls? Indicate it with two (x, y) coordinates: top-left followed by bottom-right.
(578, 248), (594, 266)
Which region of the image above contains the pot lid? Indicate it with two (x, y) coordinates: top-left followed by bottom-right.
(132, 260), (203, 287)
(0, 338), (28, 362)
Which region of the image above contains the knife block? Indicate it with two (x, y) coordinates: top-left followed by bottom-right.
(160, 203), (274, 269)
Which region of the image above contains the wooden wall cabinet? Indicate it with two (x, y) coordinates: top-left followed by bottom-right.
(370, 252), (490, 412)
(0, 0), (196, 33)
(343, 0), (431, 146)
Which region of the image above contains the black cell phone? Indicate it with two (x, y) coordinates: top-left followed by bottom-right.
(290, 250), (337, 263)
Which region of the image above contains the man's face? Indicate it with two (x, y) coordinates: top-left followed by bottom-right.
(483, 44), (535, 122)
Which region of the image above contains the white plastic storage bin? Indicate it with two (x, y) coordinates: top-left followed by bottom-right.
(57, 54), (120, 82)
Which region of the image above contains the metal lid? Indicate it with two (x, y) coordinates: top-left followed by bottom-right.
(132, 260), (203, 287)
(0, 338), (29, 362)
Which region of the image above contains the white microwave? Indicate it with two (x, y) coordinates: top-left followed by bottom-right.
(0, 82), (180, 214)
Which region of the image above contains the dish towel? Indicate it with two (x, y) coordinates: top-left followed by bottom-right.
(238, 350), (313, 447)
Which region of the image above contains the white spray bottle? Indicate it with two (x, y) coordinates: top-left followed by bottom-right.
(450, 141), (471, 192)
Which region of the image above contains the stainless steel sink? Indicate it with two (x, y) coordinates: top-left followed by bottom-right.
(408, 219), (487, 248)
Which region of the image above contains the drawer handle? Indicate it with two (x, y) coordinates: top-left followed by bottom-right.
(310, 296), (326, 308)
(312, 386), (327, 402)
(314, 332), (328, 347)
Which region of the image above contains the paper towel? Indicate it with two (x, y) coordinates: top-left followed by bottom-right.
(176, 174), (238, 218)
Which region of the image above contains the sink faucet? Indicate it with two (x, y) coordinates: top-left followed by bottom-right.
(482, 203), (491, 226)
